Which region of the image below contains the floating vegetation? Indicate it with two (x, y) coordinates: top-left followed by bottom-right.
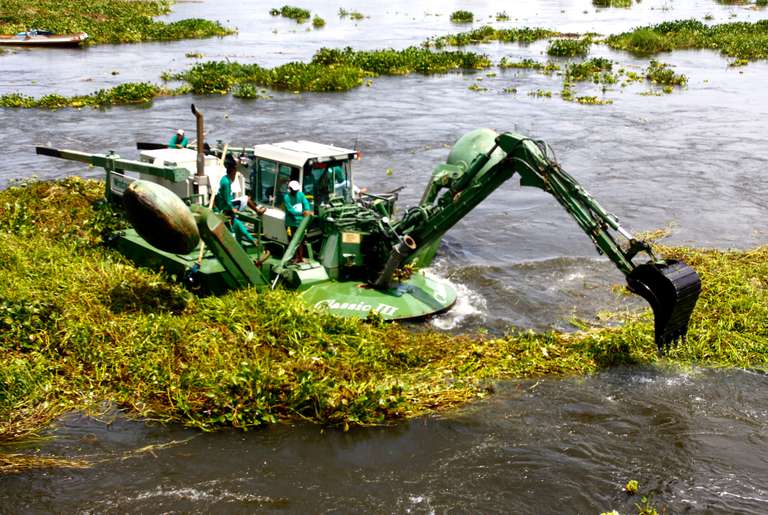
(185, 52), (203, 59)
(593, 0), (633, 7)
(564, 57), (614, 81)
(270, 5), (311, 23)
(231, 84), (272, 99)
(0, 83), (180, 109)
(0, 0), (233, 45)
(496, 12), (511, 21)
(0, 179), (767, 473)
(498, 57), (561, 74)
(312, 15), (326, 29)
(529, 89), (553, 97)
(547, 38), (592, 57)
(425, 25), (559, 48)
(0, 454), (89, 474)
(174, 47), (490, 95)
(499, 55), (683, 103)
(173, 60), (368, 94)
(450, 10), (475, 24)
(311, 46), (490, 74)
(605, 19), (768, 61)
(645, 59), (687, 87)
(2, 47), (490, 109)
(575, 95), (613, 105)
(338, 8), (365, 21)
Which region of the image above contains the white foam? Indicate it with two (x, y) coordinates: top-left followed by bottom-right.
(424, 268), (486, 330)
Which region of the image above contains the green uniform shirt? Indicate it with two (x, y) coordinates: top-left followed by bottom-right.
(283, 190), (310, 227)
(168, 134), (188, 148)
(215, 175), (235, 213)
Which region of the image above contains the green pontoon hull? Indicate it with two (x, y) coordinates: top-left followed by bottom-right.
(114, 229), (456, 320)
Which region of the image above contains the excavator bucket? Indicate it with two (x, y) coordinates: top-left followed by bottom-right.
(626, 260), (701, 352)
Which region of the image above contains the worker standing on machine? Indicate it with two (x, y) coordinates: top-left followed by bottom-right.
(215, 155), (260, 246)
(284, 180), (311, 261)
(168, 129), (188, 149)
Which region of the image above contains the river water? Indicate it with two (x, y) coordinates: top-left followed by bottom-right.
(1, 0), (767, 512)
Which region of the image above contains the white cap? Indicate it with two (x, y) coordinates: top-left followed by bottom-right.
(177, 129), (184, 135)
(288, 180), (300, 192)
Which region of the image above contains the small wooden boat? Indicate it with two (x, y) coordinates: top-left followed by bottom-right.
(0, 30), (88, 47)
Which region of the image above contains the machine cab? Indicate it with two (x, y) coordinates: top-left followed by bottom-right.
(248, 140), (358, 243)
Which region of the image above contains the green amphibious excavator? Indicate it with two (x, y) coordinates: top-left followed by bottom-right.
(38, 105), (700, 351)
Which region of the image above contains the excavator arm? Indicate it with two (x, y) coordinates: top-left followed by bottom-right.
(375, 129), (701, 351)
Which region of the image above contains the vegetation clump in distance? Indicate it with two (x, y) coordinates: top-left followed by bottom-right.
(547, 38), (592, 57)
(338, 8), (365, 21)
(605, 19), (768, 62)
(312, 15), (326, 29)
(425, 25), (558, 48)
(1, 46), (490, 108)
(0, 0), (233, 44)
(593, 0), (633, 7)
(0, 179), (767, 471)
(449, 10), (475, 24)
(0, 82), (181, 109)
(269, 5), (311, 23)
(174, 47), (491, 95)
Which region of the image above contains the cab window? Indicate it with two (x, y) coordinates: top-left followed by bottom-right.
(255, 159), (277, 204)
(275, 164), (300, 208)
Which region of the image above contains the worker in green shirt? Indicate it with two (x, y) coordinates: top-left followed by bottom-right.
(283, 180), (311, 235)
(283, 180), (311, 262)
(215, 156), (261, 246)
(168, 129), (188, 149)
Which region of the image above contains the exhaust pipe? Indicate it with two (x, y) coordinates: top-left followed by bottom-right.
(191, 104), (205, 178)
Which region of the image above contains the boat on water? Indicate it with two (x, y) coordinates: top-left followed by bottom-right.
(0, 29), (88, 47)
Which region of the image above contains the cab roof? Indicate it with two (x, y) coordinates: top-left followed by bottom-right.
(252, 140), (357, 168)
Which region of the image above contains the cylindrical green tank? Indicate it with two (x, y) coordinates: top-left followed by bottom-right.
(123, 180), (200, 254)
(446, 128), (506, 175)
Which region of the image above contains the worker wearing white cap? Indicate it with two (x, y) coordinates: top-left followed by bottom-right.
(283, 180), (311, 235)
(168, 128), (188, 149)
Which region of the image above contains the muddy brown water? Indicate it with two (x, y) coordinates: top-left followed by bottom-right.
(1, 0), (768, 512)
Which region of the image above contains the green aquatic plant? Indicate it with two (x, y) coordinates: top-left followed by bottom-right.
(498, 57), (561, 73)
(310, 46), (491, 74)
(270, 5), (311, 23)
(645, 60), (687, 87)
(0, 82), (178, 109)
(312, 15), (326, 28)
(547, 38), (592, 57)
(1, 47), (491, 109)
(564, 57), (613, 81)
(450, 10), (474, 24)
(593, 0), (633, 7)
(496, 12), (511, 21)
(0, 179), (766, 470)
(606, 19), (768, 61)
(425, 25), (558, 48)
(174, 47), (489, 95)
(232, 84), (271, 99)
(338, 8), (365, 20)
(0, 0), (233, 44)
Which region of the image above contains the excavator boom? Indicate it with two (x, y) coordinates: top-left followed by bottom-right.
(379, 129), (701, 351)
